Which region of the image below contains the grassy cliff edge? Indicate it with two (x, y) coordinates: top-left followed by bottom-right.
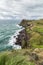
(0, 19), (43, 65)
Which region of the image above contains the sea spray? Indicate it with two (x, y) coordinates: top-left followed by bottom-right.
(8, 25), (24, 49)
(0, 20), (24, 51)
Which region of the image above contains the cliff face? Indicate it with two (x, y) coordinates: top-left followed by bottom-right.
(15, 29), (30, 48)
(19, 19), (43, 65)
(0, 19), (43, 65)
(19, 19), (43, 48)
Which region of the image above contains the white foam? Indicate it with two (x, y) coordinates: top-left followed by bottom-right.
(8, 25), (24, 49)
(16, 24), (22, 28)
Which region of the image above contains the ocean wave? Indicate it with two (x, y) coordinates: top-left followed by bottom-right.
(16, 24), (22, 28)
(8, 25), (24, 49)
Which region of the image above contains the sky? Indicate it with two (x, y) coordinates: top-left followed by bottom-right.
(0, 0), (43, 20)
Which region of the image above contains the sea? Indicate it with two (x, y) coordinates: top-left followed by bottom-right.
(0, 20), (23, 51)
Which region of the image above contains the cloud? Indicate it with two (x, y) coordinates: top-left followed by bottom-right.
(0, 0), (43, 20)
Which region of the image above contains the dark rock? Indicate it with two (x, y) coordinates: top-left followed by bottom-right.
(14, 36), (16, 38)
(15, 22), (30, 48)
(39, 62), (43, 65)
(15, 29), (28, 48)
(31, 53), (39, 61)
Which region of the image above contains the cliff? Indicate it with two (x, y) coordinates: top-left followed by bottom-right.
(0, 19), (43, 65)
(19, 19), (43, 48)
(15, 19), (43, 49)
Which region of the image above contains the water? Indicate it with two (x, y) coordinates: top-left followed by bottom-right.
(0, 20), (23, 51)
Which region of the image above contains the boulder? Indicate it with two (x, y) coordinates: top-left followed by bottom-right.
(31, 53), (39, 61)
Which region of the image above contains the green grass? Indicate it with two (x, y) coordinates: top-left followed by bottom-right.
(33, 27), (43, 35)
(0, 19), (43, 65)
(21, 19), (43, 48)
(0, 50), (35, 65)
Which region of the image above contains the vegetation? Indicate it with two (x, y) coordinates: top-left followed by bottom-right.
(0, 19), (43, 65)
(0, 50), (35, 65)
(20, 19), (43, 48)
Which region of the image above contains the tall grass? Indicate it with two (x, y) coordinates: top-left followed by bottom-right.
(0, 51), (35, 65)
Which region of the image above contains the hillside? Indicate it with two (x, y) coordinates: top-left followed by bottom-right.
(20, 19), (43, 48)
(0, 19), (43, 65)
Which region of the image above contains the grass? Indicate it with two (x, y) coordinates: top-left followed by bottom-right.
(33, 26), (43, 35)
(0, 19), (43, 65)
(20, 19), (43, 48)
(0, 50), (35, 65)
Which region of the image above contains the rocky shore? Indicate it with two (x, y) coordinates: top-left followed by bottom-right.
(15, 19), (32, 48)
(15, 29), (26, 48)
(0, 19), (43, 65)
(15, 29), (24, 44)
(14, 19), (43, 65)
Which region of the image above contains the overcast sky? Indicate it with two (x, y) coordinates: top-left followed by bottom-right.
(0, 0), (43, 20)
